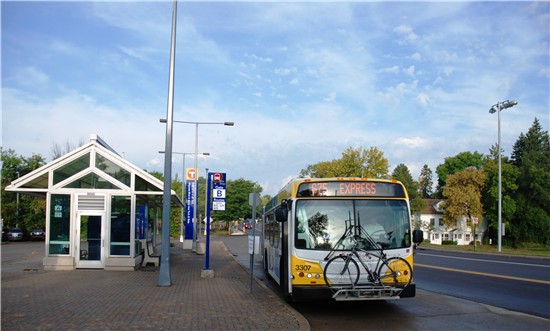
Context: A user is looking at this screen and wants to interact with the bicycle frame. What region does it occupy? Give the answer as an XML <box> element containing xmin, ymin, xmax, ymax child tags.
<box><xmin>324</xmin><ymin>220</ymin><xmax>402</xmax><ymax>286</ymax></box>
<box><xmin>324</xmin><ymin>219</ymin><xmax>386</xmax><ymax>261</ymax></box>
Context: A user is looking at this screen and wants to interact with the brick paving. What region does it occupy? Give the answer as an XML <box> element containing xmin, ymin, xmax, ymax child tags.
<box><xmin>1</xmin><ymin>240</ymin><xmax>309</xmax><ymax>331</ymax></box>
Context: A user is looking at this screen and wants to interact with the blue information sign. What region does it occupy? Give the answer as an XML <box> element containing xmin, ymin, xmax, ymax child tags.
<box><xmin>185</xmin><ymin>181</ymin><xmax>194</xmax><ymax>240</ymax></box>
<box><xmin>211</xmin><ymin>172</ymin><xmax>226</xmax><ymax>211</ymax></box>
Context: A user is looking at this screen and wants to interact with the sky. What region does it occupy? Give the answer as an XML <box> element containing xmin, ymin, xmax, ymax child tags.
<box><xmin>2</xmin><ymin>1</ymin><xmax>549</xmax><ymax>196</ymax></box>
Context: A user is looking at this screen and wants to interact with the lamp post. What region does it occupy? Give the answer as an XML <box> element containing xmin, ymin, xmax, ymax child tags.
<box><xmin>489</xmin><ymin>99</ymin><xmax>518</xmax><ymax>253</ymax></box>
<box><xmin>158</xmin><ymin>0</ymin><xmax>177</xmax><ymax>287</ymax></box>
<box><xmin>160</xmin><ymin>119</ymin><xmax>234</xmax><ymax>252</ymax></box>
<box><xmin>159</xmin><ymin>151</ymin><xmax>209</xmax><ymax>247</ymax></box>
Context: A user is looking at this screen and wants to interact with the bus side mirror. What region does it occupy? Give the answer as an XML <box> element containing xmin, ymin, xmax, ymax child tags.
<box><xmin>275</xmin><ymin>199</ymin><xmax>290</xmax><ymax>223</ymax></box>
<box><xmin>275</xmin><ymin>206</ymin><xmax>288</xmax><ymax>223</ymax></box>
<box><xmin>412</xmin><ymin>229</ymin><xmax>424</xmax><ymax>244</ymax></box>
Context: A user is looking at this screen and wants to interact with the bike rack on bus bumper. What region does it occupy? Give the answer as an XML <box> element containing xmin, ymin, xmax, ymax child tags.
<box><xmin>330</xmin><ymin>285</ymin><xmax>403</xmax><ymax>301</ymax></box>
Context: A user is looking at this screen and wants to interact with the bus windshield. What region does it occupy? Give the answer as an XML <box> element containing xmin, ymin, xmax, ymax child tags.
<box><xmin>295</xmin><ymin>199</ymin><xmax>411</xmax><ymax>250</ymax></box>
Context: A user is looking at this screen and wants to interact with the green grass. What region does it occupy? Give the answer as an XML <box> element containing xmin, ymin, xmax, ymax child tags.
<box><xmin>419</xmin><ymin>242</ymin><xmax>550</xmax><ymax>257</ymax></box>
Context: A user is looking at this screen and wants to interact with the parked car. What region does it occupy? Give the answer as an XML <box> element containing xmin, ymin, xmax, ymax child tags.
<box><xmin>30</xmin><ymin>228</ymin><xmax>45</xmax><ymax>241</ymax></box>
<box><xmin>2</xmin><ymin>228</ymin><xmax>8</xmax><ymax>242</ymax></box>
<box><xmin>243</xmin><ymin>219</ymin><xmax>252</xmax><ymax>229</ymax></box>
<box><xmin>7</xmin><ymin>228</ymin><xmax>27</xmax><ymax>241</ymax></box>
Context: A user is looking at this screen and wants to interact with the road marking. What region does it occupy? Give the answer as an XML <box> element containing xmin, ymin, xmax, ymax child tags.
<box><xmin>415</xmin><ymin>263</ymin><xmax>550</xmax><ymax>285</ymax></box>
<box><xmin>417</xmin><ymin>252</ymin><xmax>550</xmax><ymax>268</ymax></box>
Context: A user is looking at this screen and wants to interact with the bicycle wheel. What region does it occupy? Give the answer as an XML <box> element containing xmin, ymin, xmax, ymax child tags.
<box><xmin>376</xmin><ymin>257</ymin><xmax>413</xmax><ymax>287</ymax></box>
<box><xmin>323</xmin><ymin>255</ymin><xmax>360</xmax><ymax>288</ymax></box>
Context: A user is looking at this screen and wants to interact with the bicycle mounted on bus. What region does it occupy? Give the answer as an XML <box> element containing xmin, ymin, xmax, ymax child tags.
<box><xmin>322</xmin><ymin>217</ymin><xmax>414</xmax><ymax>300</ymax></box>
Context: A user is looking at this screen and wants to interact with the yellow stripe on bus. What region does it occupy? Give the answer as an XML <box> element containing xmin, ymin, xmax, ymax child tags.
<box><xmin>415</xmin><ymin>263</ymin><xmax>550</xmax><ymax>285</ymax></box>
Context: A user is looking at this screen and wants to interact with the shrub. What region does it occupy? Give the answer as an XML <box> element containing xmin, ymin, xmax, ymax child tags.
<box><xmin>442</xmin><ymin>240</ymin><xmax>458</xmax><ymax>245</ymax></box>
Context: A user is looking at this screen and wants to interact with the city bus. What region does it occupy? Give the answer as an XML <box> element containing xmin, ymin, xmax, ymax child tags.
<box><xmin>262</xmin><ymin>177</ymin><xmax>423</xmax><ymax>302</ymax></box>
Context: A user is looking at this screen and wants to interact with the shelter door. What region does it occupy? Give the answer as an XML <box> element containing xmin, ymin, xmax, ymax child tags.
<box><xmin>77</xmin><ymin>213</ymin><xmax>105</xmax><ymax>268</ymax></box>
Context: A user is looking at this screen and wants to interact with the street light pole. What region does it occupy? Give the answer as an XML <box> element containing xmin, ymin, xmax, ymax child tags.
<box><xmin>158</xmin><ymin>0</ymin><xmax>178</xmax><ymax>287</ymax></box>
<box><xmin>489</xmin><ymin>99</ymin><xmax>517</xmax><ymax>253</ymax></box>
<box><xmin>193</xmin><ymin>123</ymin><xmax>199</xmax><ymax>251</ymax></box>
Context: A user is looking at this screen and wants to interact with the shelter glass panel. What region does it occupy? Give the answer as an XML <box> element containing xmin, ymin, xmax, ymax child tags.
<box><xmin>53</xmin><ymin>153</ymin><xmax>90</xmax><ymax>185</ymax></box>
<box><xmin>22</xmin><ymin>172</ymin><xmax>49</xmax><ymax>189</ymax></box>
<box><xmin>110</xmin><ymin>195</ymin><xmax>131</xmax><ymax>256</ymax></box>
<box><xmin>64</xmin><ymin>173</ymin><xmax>120</xmax><ymax>189</ymax></box>
<box><xmin>95</xmin><ymin>153</ymin><xmax>131</xmax><ymax>187</ymax></box>
<box><xmin>135</xmin><ymin>175</ymin><xmax>161</xmax><ymax>192</ymax></box>
<box><xmin>49</xmin><ymin>194</ymin><xmax>71</xmax><ymax>255</ymax></box>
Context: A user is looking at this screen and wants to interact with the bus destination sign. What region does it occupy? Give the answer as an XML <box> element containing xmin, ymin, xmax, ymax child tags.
<box><xmin>297</xmin><ymin>181</ymin><xmax>406</xmax><ymax>198</ymax></box>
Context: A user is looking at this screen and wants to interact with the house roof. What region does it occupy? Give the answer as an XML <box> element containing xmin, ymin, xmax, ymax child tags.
<box><xmin>5</xmin><ymin>134</ymin><xmax>183</xmax><ymax>207</ymax></box>
<box><xmin>420</xmin><ymin>199</ymin><xmax>444</xmax><ymax>215</ymax></box>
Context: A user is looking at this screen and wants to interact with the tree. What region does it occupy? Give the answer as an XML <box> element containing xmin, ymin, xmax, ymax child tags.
<box><xmin>435</xmin><ymin>151</ymin><xmax>485</xmax><ymax>197</ymax></box>
<box><xmin>300</xmin><ymin>146</ymin><xmax>389</xmax><ymax>178</ymax></box>
<box><xmin>216</xmin><ymin>178</ymin><xmax>262</xmax><ymax>225</ymax></box>
<box><xmin>391</xmin><ymin>164</ymin><xmax>425</xmax><ymax>214</ymax></box>
<box><xmin>1</xmin><ymin>149</ymin><xmax>47</xmax><ymax>230</ymax></box>
<box><xmin>509</xmin><ymin>118</ymin><xmax>550</xmax><ymax>246</ymax></box>
<box><xmin>418</xmin><ymin>164</ymin><xmax>434</xmax><ymax>198</ymax></box>
<box><xmin>50</xmin><ymin>138</ymin><xmax>86</xmax><ymax>160</ymax></box>
<box><xmin>442</xmin><ymin>168</ymin><xmax>485</xmax><ymax>237</ymax></box>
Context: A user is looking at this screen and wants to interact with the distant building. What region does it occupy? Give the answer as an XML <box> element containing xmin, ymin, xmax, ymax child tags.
<box><xmin>6</xmin><ymin>134</ymin><xmax>183</xmax><ymax>270</ymax></box>
<box><xmin>414</xmin><ymin>199</ymin><xmax>486</xmax><ymax>245</ymax></box>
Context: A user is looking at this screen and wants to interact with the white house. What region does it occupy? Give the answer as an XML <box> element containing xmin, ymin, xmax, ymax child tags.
<box><xmin>414</xmin><ymin>199</ymin><xmax>486</xmax><ymax>245</ymax></box>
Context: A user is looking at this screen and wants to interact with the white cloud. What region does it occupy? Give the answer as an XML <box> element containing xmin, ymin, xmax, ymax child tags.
<box><xmin>12</xmin><ymin>67</ymin><xmax>49</xmax><ymax>87</ymax></box>
<box><xmin>274</xmin><ymin>67</ymin><xmax>297</xmax><ymax>76</ymax></box>
<box><xmin>394</xmin><ymin>136</ymin><xmax>429</xmax><ymax>149</ymax></box>
<box><xmin>50</xmin><ymin>39</ymin><xmax>86</xmax><ymax>57</ymax></box>
<box><xmin>380</xmin><ymin>65</ymin><xmax>400</xmax><ymax>74</ymax></box>
<box><xmin>410</xmin><ymin>53</ymin><xmax>422</xmax><ymax>61</ymax></box>
<box><xmin>404</xmin><ymin>65</ymin><xmax>415</xmax><ymax>76</ymax></box>
<box><xmin>393</xmin><ymin>24</ymin><xmax>418</xmax><ymax>42</ymax></box>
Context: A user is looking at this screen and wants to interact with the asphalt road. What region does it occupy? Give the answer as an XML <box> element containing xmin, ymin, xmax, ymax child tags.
<box><xmin>415</xmin><ymin>248</ymin><xmax>550</xmax><ymax>319</ymax></box>
<box><xmin>220</xmin><ymin>233</ymin><xmax>550</xmax><ymax>330</ymax></box>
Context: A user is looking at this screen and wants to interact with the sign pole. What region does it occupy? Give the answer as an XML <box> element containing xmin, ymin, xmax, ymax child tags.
<box><xmin>201</xmin><ymin>172</ymin><xmax>225</xmax><ymax>278</ymax></box>
<box><xmin>205</xmin><ymin>172</ymin><xmax>212</xmax><ymax>270</ymax></box>
<box><xmin>249</xmin><ymin>192</ymin><xmax>259</xmax><ymax>293</ymax></box>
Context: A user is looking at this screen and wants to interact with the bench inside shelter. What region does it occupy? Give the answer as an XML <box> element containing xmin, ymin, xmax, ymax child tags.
<box><xmin>142</xmin><ymin>240</ymin><xmax>160</xmax><ymax>267</ymax></box>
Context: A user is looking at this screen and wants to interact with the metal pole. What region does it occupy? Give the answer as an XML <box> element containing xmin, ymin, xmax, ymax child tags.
<box><xmin>192</xmin><ymin>123</ymin><xmax>199</xmax><ymax>252</ymax></box>
<box><xmin>497</xmin><ymin>102</ymin><xmax>502</xmax><ymax>253</ymax></box>
<box><xmin>249</xmin><ymin>193</ymin><xmax>259</xmax><ymax>294</ymax></box>
<box><xmin>204</xmin><ymin>168</ymin><xmax>209</xmax><ymax>236</ymax></box>
<box><xmin>158</xmin><ymin>0</ymin><xmax>177</xmax><ymax>287</ymax></box>
<box><xmin>490</xmin><ymin>99</ymin><xmax>517</xmax><ymax>253</ymax></box>
<box><xmin>205</xmin><ymin>171</ymin><xmax>212</xmax><ymax>270</ymax></box>
<box><xmin>16</xmin><ymin>172</ymin><xmax>20</xmax><ymax>228</ymax></box>
<box><xmin>180</xmin><ymin>154</ymin><xmax>185</xmax><ymax>243</ymax></box>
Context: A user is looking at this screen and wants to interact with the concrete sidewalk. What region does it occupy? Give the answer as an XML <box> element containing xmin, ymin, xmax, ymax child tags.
<box><xmin>1</xmin><ymin>240</ymin><xmax>309</xmax><ymax>330</ymax></box>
